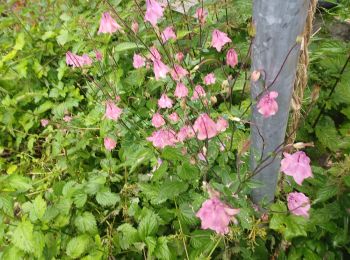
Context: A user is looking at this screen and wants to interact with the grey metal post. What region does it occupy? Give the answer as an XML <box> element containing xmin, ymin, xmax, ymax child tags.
<box><xmin>250</xmin><ymin>0</ymin><xmax>310</xmax><ymax>205</ymax></box>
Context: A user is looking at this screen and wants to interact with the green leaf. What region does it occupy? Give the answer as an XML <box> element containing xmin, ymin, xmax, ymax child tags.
<box><xmin>154</xmin><ymin>237</ymin><xmax>171</xmax><ymax>260</ymax></box>
<box><xmin>315</xmin><ymin>117</ymin><xmax>340</xmax><ymax>151</ymax></box>
<box><xmin>56</xmin><ymin>29</ymin><xmax>71</xmax><ymax>46</ymax></box>
<box><xmin>12</xmin><ymin>220</ymin><xmax>34</xmax><ymax>253</ymax></box>
<box><xmin>73</xmin><ymin>193</ymin><xmax>87</xmax><ymax>208</ymax></box>
<box><xmin>8</xmin><ymin>175</ymin><xmax>32</xmax><ymax>192</ymax></box>
<box><xmin>74</xmin><ymin>212</ymin><xmax>97</xmax><ymax>234</ymax></box>
<box><xmin>158</xmin><ymin>180</ymin><xmax>188</xmax><ymax>201</ymax></box>
<box><xmin>161</xmin><ymin>147</ymin><xmax>185</xmax><ymax>161</ymax></box>
<box><xmin>96</xmin><ymin>188</ymin><xmax>120</xmax><ymax>207</ymax></box>
<box><xmin>152</xmin><ymin>161</ymin><xmax>168</xmax><ymax>182</ymax></box>
<box><xmin>66</xmin><ymin>235</ymin><xmax>91</xmax><ymax>259</ymax></box>
<box><xmin>145</xmin><ymin>236</ymin><xmax>157</xmax><ymax>258</ymax></box>
<box><xmin>315</xmin><ymin>185</ymin><xmax>338</xmax><ymax>203</ymax></box>
<box><xmin>114</xmin><ymin>42</ymin><xmax>145</xmax><ymax>52</ymax></box>
<box><xmin>117</xmin><ymin>223</ymin><xmax>139</xmax><ymax>250</ymax></box>
<box><xmin>138</xmin><ymin>211</ymin><xmax>159</xmax><ymax>240</ymax></box>
<box><xmin>178</xmin><ymin>162</ymin><xmax>200</xmax><ymax>182</ymax></box>
<box><xmin>31</xmin><ymin>195</ymin><xmax>47</xmax><ymax>221</ymax></box>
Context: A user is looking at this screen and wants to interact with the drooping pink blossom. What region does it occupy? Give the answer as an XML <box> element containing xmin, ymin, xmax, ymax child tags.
<box><xmin>196</xmin><ymin>8</ymin><xmax>208</xmax><ymax>25</ymax></box>
<box><xmin>170</xmin><ymin>64</ymin><xmax>188</xmax><ymax>81</ymax></box>
<box><xmin>133</xmin><ymin>54</ymin><xmax>146</xmax><ymax>68</ymax></box>
<box><xmin>216</xmin><ymin>117</ymin><xmax>229</xmax><ymax>132</ymax></box>
<box><xmin>226</xmin><ymin>48</ymin><xmax>238</xmax><ymax>68</ymax></box>
<box><xmin>98</xmin><ymin>12</ymin><xmax>121</xmax><ymax>34</ymax></box>
<box><xmin>198</xmin><ymin>147</ymin><xmax>207</xmax><ymax>161</ymax></box>
<box><xmin>191</xmin><ymin>85</ymin><xmax>206</xmax><ymax>100</ymax></box>
<box><xmin>287</xmin><ymin>192</ymin><xmax>311</xmax><ymax>218</ymax></box>
<box><xmin>144</xmin><ymin>0</ymin><xmax>164</xmax><ymax>26</ymax></box>
<box><xmin>63</xmin><ymin>115</ymin><xmax>72</xmax><ymax>122</ymax></box>
<box><xmin>149</xmin><ymin>46</ymin><xmax>162</xmax><ymax>62</ymax></box>
<box><xmin>41</xmin><ymin>119</ymin><xmax>49</xmax><ymax>127</ymax></box>
<box><xmin>176</xmin><ymin>52</ymin><xmax>184</xmax><ymax>63</ymax></box>
<box><xmin>131</xmin><ymin>21</ymin><xmax>139</xmax><ymax>33</ymax></box>
<box><xmin>193</xmin><ymin>113</ymin><xmax>218</xmax><ymax>140</ymax></box>
<box><xmin>105</xmin><ymin>101</ymin><xmax>123</xmax><ymax>121</ymax></box>
<box><xmin>158</xmin><ymin>94</ymin><xmax>173</xmax><ymax>108</ymax></box>
<box><xmin>161</xmin><ymin>26</ymin><xmax>176</xmax><ymax>43</ymax></box>
<box><xmin>196</xmin><ymin>198</ymin><xmax>240</xmax><ymax>234</ymax></box>
<box><xmin>211</xmin><ymin>29</ymin><xmax>232</xmax><ymax>52</ymax></box>
<box><xmin>257</xmin><ymin>91</ymin><xmax>279</xmax><ymax>118</ymax></box>
<box><xmin>153</xmin><ymin>59</ymin><xmax>169</xmax><ymax>80</ymax></box>
<box><xmin>281</xmin><ymin>151</ymin><xmax>313</xmax><ymax>185</ymax></box>
<box><xmin>66</xmin><ymin>52</ymin><xmax>92</xmax><ymax>68</ymax></box>
<box><xmin>147</xmin><ymin>129</ymin><xmax>177</xmax><ymax>148</ymax></box>
<box><xmin>104</xmin><ymin>137</ymin><xmax>117</xmax><ymax>151</ymax></box>
<box><xmin>168</xmin><ymin>112</ymin><xmax>179</xmax><ymax>123</ymax></box>
<box><xmin>174</xmin><ymin>82</ymin><xmax>189</xmax><ymax>98</ymax></box>
<box><xmin>177</xmin><ymin>125</ymin><xmax>195</xmax><ymax>142</ymax></box>
<box><xmin>204</xmin><ymin>73</ymin><xmax>216</xmax><ymax>85</ymax></box>
<box><xmin>151</xmin><ymin>112</ymin><xmax>166</xmax><ymax>128</ymax></box>
<box><xmin>95</xmin><ymin>50</ymin><xmax>103</xmax><ymax>61</ymax></box>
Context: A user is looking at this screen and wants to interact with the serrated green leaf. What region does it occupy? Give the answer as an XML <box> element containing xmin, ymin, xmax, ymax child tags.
<box><xmin>117</xmin><ymin>223</ymin><xmax>139</xmax><ymax>250</ymax></box>
<box><xmin>74</xmin><ymin>212</ymin><xmax>97</xmax><ymax>234</ymax></box>
<box><xmin>138</xmin><ymin>211</ymin><xmax>159</xmax><ymax>240</ymax></box>
<box><xmin>31</xmin><ymin>195</ymin><xmax>47</xmax><ymax>221</ymax></box>
<box><xmin>96</xmin><ymin>188</ymin><xmax>119</xmax><ymax>207</ymax></box>
<box><xmin>12</xmin><ymin>220</ymin><xmax>34</xmax><ymax>253</ymax></box>
<box><xmin>154</xmin><ymin>237</ymin><xmax>171</xmax><ymax>260</ymax></box>
<box><xmin>315</xmin><ymin>185</ymin><xmax>338</xmax><ymax>203</ymax></box>
<box><xmin>66</xmin><ymin>235</ymin><xmax>91</xmax><ymax>259</ymax></box>
<box><xmin>158</xmin><ymin>180</ymin><xmax>188</xmax><ymax>201</ymax></box>
<box><xmin>145</xmin><ymin>236</ymin><xmax>157</xmax><ymax>258</ymax></box>
<box><xmin>73</xmin><ymin>193</ymin><xmax>87</xmax><ymax>208</ymax></box>
<box><xmin>152</xmin><ymin>161</ymin><xmax>168</xmax><ymax>182</ymax></box>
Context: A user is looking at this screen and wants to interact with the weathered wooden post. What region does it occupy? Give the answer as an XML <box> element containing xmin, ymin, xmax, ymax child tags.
<box><xmin>250</xmin><ymin>0</ymin><xmax>310</xmax><ymax>205</ymax></box>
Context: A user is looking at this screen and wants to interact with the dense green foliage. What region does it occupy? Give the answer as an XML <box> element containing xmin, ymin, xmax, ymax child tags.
<box><xmin>0</xmin><ymin>0</ymin><xmax>349</xmax><ymax>259</ymax></box>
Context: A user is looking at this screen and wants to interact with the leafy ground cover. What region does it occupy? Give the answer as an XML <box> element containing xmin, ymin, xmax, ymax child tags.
<box><xmin>0</xmin><ymin>0</ymin><xmax>349</xmax><ymax>259</ymax></box>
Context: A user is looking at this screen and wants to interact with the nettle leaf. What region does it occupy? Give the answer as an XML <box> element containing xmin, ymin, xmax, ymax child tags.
<box><xmin>85</xmin><ymin>175</ymin><xmax>106</xmax><ymax>195</ymax></box>
<box><xmin>73</xmin><ymin>192</ymin><xmax>87</xmax><ymax>208</ymax></box>
<box><xmin>31</xmin><ymin>195</ymin><xmax>47</xmax><ymax>221</ymax></box>
<box><xmin>66</xmin><ymin>235</ymin><xmax>91</xmax><ymax>259</ymax></box>
<box><xmin>158</xmin><ymin>180</ymin><xmax>189</xmax><ymax>202</ymax></box>
<box><xmin>145</xmin><ymin>236</ymin><xmax>157</xmax><ymax>258</ymax></box>
<box><xmin>138</xmin><ymin>211</ymin><xmax>159</xmax><ymax>240</ymax></box>
<box><xmin>190</xmin><ymin>230</ymin><xmax>213</xmax><ymax>249</ymax></box>
<box><xmin>0</xmin><ymin>195</ymin><xmax>14</xmax><ymax>217</ymax></box>
<box><xmin>314</xmin><ymin>184</ymin><xmax>338</xmax><ymax>203</ymax></box>
<box><xmin>117</xmin><ymin>223</ymin><xmax>139</xmax><ymax>250</ymax></box>
<box><xmin>12</xmin><ymin>220</ymin><xmax>34</xmax><ymax>253</ymax></box>
<box><xmin>179</xmin><ymin>203</ymin><xmax>198</xmax><ymax>226</ymax></box>
<box><xmin>96</xmin><ymin>188</ymin><xmax>120</xmax><ymax>207</ymax></box>
<box><xmin>138</xmin><ymin>183</ymin><xmax>166</xmax><ymax>205</ymax></box>
<box><xmin>177</xmin><ymin>161</ymin><xmax>200</xmax><ymax>183</ymax></box>
<box><xmin>269</xmin><ymin>201</ymin><xmax>307</xmax><ymax>240</ymax></box>
<box><xmin>8</xmin><ymin>174</ymin><xmax>32</xmax><ymax>193</ymax></box>
<box><xmin>152</xmin><ymin>161</ymin><xmax>168</xmax><ymax>182</ymax></box>
<box><xmin>74</xmin><ymin>212</ymin><xmax>97</xmax><ymax>234</ymax></box>
<box><xmin>154</xmin><ymin>237</ymin><xmax>171</xmax><ymax>260</ymax></box>
<box><xmin>161</xmin><ymin>147</ymin><xmax>185</xmax><ymax>161</ymax></box>
<box><xmin>315</xmin><ymin>116</ymin><xmax>341</xmax><ymax>152</ymax></box>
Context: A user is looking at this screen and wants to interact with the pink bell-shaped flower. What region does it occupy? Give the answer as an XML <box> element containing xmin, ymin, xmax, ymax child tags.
<box><xmin>133</xmin><ymin>54</ymin><xmax>146</xmax><ymax>68</ymax></box>
<box><xmin>226</xmin><ymin>48</ymin><xmax>238</xmax><ymax>68</ymax></box>
<box><xmin>287</xmin><ymin>192</ymin><xmax>311</xmax><ymax>218</ymax></box>
<box><xmin>257</xmin><ymin>91</ymin><xmax>279</xmax><ymax>118</ymax></box>
<box><xmin>105</xmin><ymin>101</ymin><xmax>123</xmax><ymax>121</ymax></box>
<box><xmin>144</xmin><ymin>0</ymin><xmax>164</xmax><ymax>26</ymax></box>
<box><xmin>147</xmin><ymin>129</ymin><xmax>177</xmax><ymax>148</ymax></box>
<box><xmin>191</xmin><ymin>85</ymin><xmax>206</xmax><ymax>100</ymax></box>
<box><xmin>158</xmin><ymin>94</ymin><xmax>173</xmax><ymax>109</ymax></box>
<box><xmin>204</xmin><ymin>73</ymin><xmax>216</xmax><ymax>85</ymax></box>
<box><xmin>151</xmin><ymin>112</ymin><xmax>166</xmax><ymax>128</ymax></box>
<box><xmin>193</xmin><ymin>113</ymin><xmax>218</xmax><ymax>140</ymax></box>
<box><xmin>211</xmin><ymin>29</ymin><xmax>232</xmax><ymax>52</ymax></box>
<box><xmin>281</xmin><ymin>151</ymin><xmax>313</xmax><ymax>185</ymax></box>
<box><xmin>98</xmin><ymin>12</ymin><xmax>121</xmax><ymax>34</ymax></box>
<box><xmin>104</xmin><ymin>137</ymin><xmax>117</xmax><ymax>151</ymax></box>
<box><xmin>161</xmin><ymin>26</ymin><xmax>176</xmax><ymax>43</ymax></box>
<box><xmin>174</xmin><ymin>82</ymin><xmax>189</xmax><ymax>98</ymax></box>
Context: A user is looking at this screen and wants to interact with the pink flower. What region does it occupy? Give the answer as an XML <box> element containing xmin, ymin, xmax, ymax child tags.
<box><xmin>95</xmin><ymin>50</ymin><xmax>103</xmax><ymax>61</ymax></box>
<box><xmin>104</xmin><ymin>137</ymin><xmax>117</xmax><ymax>151</ymax></box>
<box><xmin>177</xmin><ymin>125</ymin><xmax>195</xmax><ymax>142</ymax></box>
<box><xmin>257</xmin><ymin>91</ymin><xmax>279</xmax><ymax>118</ymax></box>
<box><xmin>161</xmin><ymin>26</ymin><xmax>176</xmax><ymax>43</ymax></box>
<box><xmin>168</xmin><ymin>112</ymin><xmax>179</xmax><ymax>123</ymax></box>
<box><xmin>144</xmin><ymin>0</ymin><xmax>164</xmax><ymax>26</ymax></box>
<box><xmin>216</xmin><ymin>117</ymin><xmax>229</xmax><ymax>132</ymax></box>
<box><xmin>170</xmin><ymin>64</ymin><xmax>188</xmax><ymax>81</ymax></box>
<box><xmin>149</xmin><ymin>47</ymin><xmax>162</xmax><ymax>62</ymax></box>
<box><xmin>151</xmin><ymin>112</ymin><xmax>165</xmax><ymax>128</ymax></box>
<box><xmin>220</xmin><ymin>143</ymin><xmax>226</xmax><ymax>152</ymax></box>
<box><xmin>158</xmin><ymin>94</ymin><xmax>173</xmax><ymax>108</ymax></box>
<box><xmin>196</xmin><ymin>8</ymin><xmax>208</xmax><ymax>25</ymax></box>
<box><xmin>131</xmin><ymin>21</ymin><xmax>139</xmax><ymax>33</ymax></box>
<box><xmin>63</xmin><ymin>115</ymin><xmax>72</xmax><ymax>122</ymax></box>
<box><xmin>98</xmin><ymin>12</ymin><xmax>121</xmax><ymax>34</ymax></box>
<box><xmin>211</xmin><ymin>29</ymin><xmax>232</xmax><ymax>52</ymax></box>
<box><xmin>176</xmin><ymin>52</ymin><xmax>184</xmax><ymax>63</ymax></box>
<box><xmin>281</xmin><ymin>151</ymin><xmax>313</xmax><ymax>185</ymax></box>
<box><xmin>287</xmin><ymin>192</ymin><xmax>311</xmax><ymax>218</ymax></box>
<box><xmin>153</xmin><ymin>59</ymin><xmax>169</xmax><ymax>80</ymax></box>
<box><xmin>133</xmin><ymin>54</ymin><xmax>146</xmax><ymax>68</ymax></box>
<box><xmin>196</xmin><ymin>198</ymin><xmax>240</xmax><ymax>234</ymax></box>
<box><xmin>174</xmin><ymin>82</ymin><xmax>189</xmax><ymax>98</ymax></box>
<box><xmin>204</xmin><ymin>73</ymin><xmax>216</xmax><ymax>85</ymax></box>
<box><xmin>66</xmin><ymin>52</ymin><xmax>92</xmax><ymax>68</ymax></box>
<box><xmin>41</xmin><ymin>119</ymin><xmax>49</xmax><ymax>127</ymax></box>
<box><xmin>226</xmin><ymin>48</ymin><xmax>238</xmax><ymax>68</ymax></box>
<box><xmin>105</xmin><ymin>101</ymin><xmax>123</xmax><ymax>121</ymax></box>
<box><xmin>147</xmin><ymin>129</ymin><xmax>177</xmax><ymax>148</ymax></box>
<box><xmin>198</xmin><ymin>147</ymin><xmax>207</xmax><ymax>161</ymax></box>
<box><xmin>193</xmin><ymin>113</ymin><xmax>218</xmax><ymax>140</ymax></box>
<box><xmin>191</xmin><ymin>85</ymin><xmax>206</xmax><ymax>100</ymax></box>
